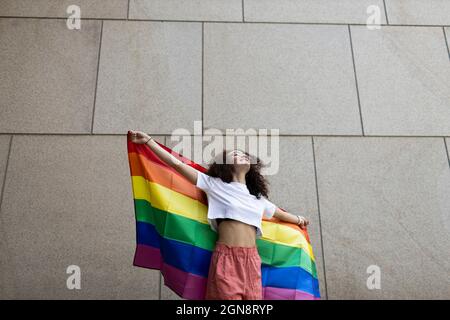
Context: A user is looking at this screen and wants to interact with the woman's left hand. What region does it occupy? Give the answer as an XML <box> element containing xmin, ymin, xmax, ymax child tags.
<box><xmin>297</xmin><ymin>216</ymin><xmax>309</xmax><ymax>229</ymax></box>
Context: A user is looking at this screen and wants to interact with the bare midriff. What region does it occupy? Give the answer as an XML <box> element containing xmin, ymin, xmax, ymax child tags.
<box><xmin>216</xmin><ymin>218</ymin><xmax>257</xmax><ymax>247</ymax></box>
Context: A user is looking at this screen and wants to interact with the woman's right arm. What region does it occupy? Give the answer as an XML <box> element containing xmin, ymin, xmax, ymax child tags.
<box><xmin>128</xmin><ymin>130</ymin><xmax>198</xmax><ymax>185</ymax></box>
<box><xmin>147</xmin><ymin>138</ymin><xmax>199</xmax><ymax>185</ymax></box>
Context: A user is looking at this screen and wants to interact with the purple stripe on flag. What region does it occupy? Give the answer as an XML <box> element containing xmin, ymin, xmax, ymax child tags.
<box><xmin>263</xmin><ymin>286</ymin><xmax>320</xmax><ymax>300</ymax></box>
<box><xmin>161</xmin><ymin>262</ymin><xmax>207</xmax><ymax>300</ymax></box>
<box><xmin>134</xmin><ymin>244</ymin><xmax>207</xmax><ymax>299</ymax></box>
<box><xmin>133</xmin><ymin>244</ymin><xmax>321</xmax><ymax>300</ymax></box>
<box><xmin>133</xmin><ymin>244</ymin><xmax>162</xmax><ymax>268</ymax></box>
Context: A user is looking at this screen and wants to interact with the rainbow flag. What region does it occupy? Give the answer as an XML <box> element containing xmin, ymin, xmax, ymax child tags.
<box><xmin>127</xmin><ymin>137</ymin><xmax>320</xmax><ymax>300</ymax></box>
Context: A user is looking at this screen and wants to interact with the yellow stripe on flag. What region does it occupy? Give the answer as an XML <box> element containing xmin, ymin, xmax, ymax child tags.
<box><xmin>131</xmin><ymin>175</ymin><xmax>314</xmax><ymax>260</ymax></box>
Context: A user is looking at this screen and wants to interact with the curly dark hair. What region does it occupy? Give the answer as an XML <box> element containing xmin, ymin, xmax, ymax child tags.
<box><xmin>206</xmin><ymin>149</ymin><xmax>270</xmax><ymax>199</ymax></box>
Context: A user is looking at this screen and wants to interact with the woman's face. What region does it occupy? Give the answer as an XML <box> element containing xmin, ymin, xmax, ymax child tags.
<box><xmin>226</xmin><ymin>149</ymin><xmax>251</xmax><ymax>171</ymax></box>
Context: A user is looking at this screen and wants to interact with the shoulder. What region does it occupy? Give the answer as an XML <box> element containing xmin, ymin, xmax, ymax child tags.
<box><xmin>260</xmin><ymin>195</ymin><xmax>276</xmax><ymax>207</ymax></box>
<box><xmin>199</xmin><ymin>171</ymin><xmax>221</xmax><ymax>183</ymax></box>
<box><xmin>196</xmin><ymin>170</ymin><xmax>223</xmax><ymax>191</ymax></box>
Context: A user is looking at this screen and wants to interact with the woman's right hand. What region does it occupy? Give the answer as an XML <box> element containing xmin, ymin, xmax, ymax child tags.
<box><xmin>128</xmin><ymin>130</ymin><xmax>151</xmax><ymax>144</ymax></box>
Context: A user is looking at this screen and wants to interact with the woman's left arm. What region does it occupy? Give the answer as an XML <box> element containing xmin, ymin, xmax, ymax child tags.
<box><xmin>273</xmin><ymin>207</ymin><xmax>309</xmax><ymax>229</ymax></box>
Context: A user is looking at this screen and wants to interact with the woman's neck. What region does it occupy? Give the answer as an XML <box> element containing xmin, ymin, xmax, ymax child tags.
<box><xmin>231</xmin><ymin>172</ymin><xmax>247</xmax><ymax>184</ymax></box>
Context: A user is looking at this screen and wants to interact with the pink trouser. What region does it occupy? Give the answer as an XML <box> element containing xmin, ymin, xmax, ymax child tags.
<box><xmin>205</xmin><ymin>242</ymin><xmax>263</xmax><ymax>300</ymax></box>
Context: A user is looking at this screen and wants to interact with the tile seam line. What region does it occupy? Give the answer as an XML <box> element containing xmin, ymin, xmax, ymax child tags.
<box><xmin>127</xmin><ymin>0</ymin><xmax>130</xmax><ymax>20</ymax></box>
<box><xmin>0</xmin><ymin>16</ymin><xmax>448</xmax><ymax>27</ymax></box>
<box><xmin>90</xmin><ymin>20</ymin><xmax>103</xmax><ymax>134</ymax></box>
<box><xmin>443</xmin><ymin>27</ymin><xmax>450</xmax><ymax>61</ymax></box>
<box><xmin>348</xmin><ymin>25</ymin><xmax>365</xmax><ymax>136</ymax></box>
<box><xmin>382</xmin><ymin>0</ymin><xmax>390</xmax><ymax>25</ymax></box>
<box><xmin>444</xmin><ymin>138</ymin><xmax>450</xmax><ymax>170</ymax></box>
<box><xmin>0</xmin><ymin>133</ymin><xmax>449</xmax><ymax>138</ymax></box>
<box><xmin>311</xmin><ymin>136</ymin><xmax>328</xmax><ymax>300</ymax></box>
<box><xmin>201</xmin><ymin>22</ymin><xmax>204</xmax><ymax>136</ymax></box>
<box><xmin>0</xmin><ymin>136</ymin><xmax>13</xmax><ymax>220</ymax></box>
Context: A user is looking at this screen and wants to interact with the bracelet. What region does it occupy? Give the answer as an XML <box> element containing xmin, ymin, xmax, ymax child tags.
<box><xmin>296</xmin><ymin>215</ymin><xmax>301</xmax><ymax>225</ymax></box>
<box><xmin>145</xmin><ymin>136</ymin><xmax>154</xmax><ymax>145</ymax></box>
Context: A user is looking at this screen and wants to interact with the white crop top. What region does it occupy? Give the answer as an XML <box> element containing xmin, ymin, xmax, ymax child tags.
<box><xmin>195</xmin><ymin>170</ymin><xmax>277</xmax><ymax>238</ymax></box>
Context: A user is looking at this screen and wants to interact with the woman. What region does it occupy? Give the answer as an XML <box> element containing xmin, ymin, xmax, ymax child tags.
<box><xmin>129</xmin><ymin>130</ymin><xmax>310</xmax><ymax>300</ymax></box>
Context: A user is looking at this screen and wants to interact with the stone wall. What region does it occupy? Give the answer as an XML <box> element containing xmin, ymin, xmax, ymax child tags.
<box><xmin>0</xmin><ymin>1</ymin><xmax>449</xmax><ymax>299</ymax></box>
